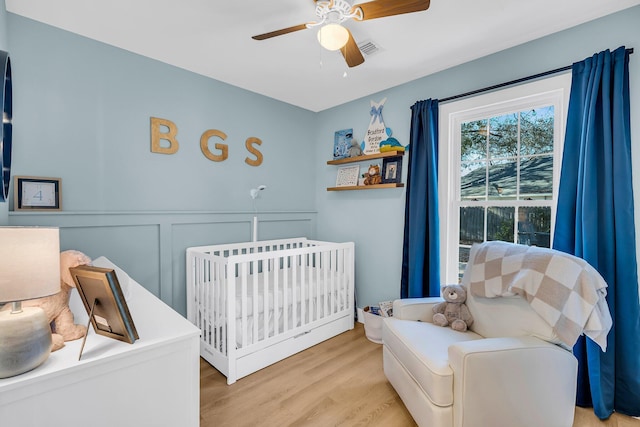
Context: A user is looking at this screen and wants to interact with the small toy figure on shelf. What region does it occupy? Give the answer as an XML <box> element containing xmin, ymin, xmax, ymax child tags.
<box><xmin>379</xmin><ymin>128</ymin><xmax>405</xmax><ymax>152</ymax></box>
<box><xmin>348</xmin><ymin>139</ymin><xmax>363</xmax><ymax>157</ymax></box>
<box><xmin>363</xmin><ymin>164</ymin><xmax>382</xmax><ymax>185</ymax></box>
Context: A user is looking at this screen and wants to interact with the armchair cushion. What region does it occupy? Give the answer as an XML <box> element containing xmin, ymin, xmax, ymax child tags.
<box><xmin>383</xmin><ymin>317</ymin><xmax>482</xmax><ymax>406</ymax></box>
<box><xmin>449</xmin><ymin>336</ymin><xmax>577</xmax><ymax>427</ymax></box>
<box><xmin>465</xmin><ymin>291</ymin><xmax>567</xmax><ymax>349</ymax></box>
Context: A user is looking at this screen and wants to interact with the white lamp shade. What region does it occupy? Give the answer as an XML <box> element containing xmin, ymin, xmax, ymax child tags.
<box><xmin>0</xmin><ymin>227</ymin><xmax>60</xmax><ymax>303</ymax></box>
<box><xmin>317</xmin><ymin>24</ymin><xmax>350</xmax><ymax>51</ymax></box>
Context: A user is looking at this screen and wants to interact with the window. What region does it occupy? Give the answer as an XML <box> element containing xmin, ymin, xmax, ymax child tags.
<box><xmin>439</xmin><ymin>74</ymin><xmax>572</xmax><ymax>283</ymax></box>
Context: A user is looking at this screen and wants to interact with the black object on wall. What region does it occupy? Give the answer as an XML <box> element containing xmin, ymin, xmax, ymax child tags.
<box><xmin>0</xmin><ymin>50</ymin><xmax>12</xmax><ymax>203</ymax></box>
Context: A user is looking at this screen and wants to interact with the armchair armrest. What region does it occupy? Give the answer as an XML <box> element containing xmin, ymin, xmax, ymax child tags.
<box><xmin>392</xmin><ymin>297</ymin><xmax>444</xmax><ymax>322</ymax></box>
<box><xmin>448</xmin><ymin>336</ymin><xmax>577</xmax><ymax>427</ymax></box>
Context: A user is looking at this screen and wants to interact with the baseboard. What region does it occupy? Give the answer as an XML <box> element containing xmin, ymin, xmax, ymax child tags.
<box><xmin>357</xmin><ymin>307</ymin><xmax>364</xmax><ymax>324</ymax></box>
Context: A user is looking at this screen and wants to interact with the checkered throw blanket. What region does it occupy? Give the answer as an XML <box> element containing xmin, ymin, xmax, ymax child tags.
<box><xmin>467</xmin><ymin>241</ymin><xmax>612</xmax><ymax>351</ymax></box>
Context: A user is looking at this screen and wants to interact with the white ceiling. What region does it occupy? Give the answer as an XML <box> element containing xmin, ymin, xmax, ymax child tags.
<box><xmin>6</xmin><ymin>0</ymin><xmax>640</xmax><ymax>112</ymax></box>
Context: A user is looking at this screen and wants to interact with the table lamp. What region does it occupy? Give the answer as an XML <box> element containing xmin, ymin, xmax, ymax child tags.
<box><xmin>0</xmin><ymin>227</ymin><xmax>60</xmax><ymax>378</ymax></box>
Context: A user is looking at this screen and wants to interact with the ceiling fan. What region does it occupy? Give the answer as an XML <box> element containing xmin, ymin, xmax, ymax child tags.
<box><xmin>251</xmin><ymin>0</ymin><xmax>431</xmax><ymax>68</ymax></box>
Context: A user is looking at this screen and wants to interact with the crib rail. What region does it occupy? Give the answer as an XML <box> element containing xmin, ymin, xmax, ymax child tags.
<box><xmin>186</xmin><ymin>238</ymin><xmax>354</xmax><ymax>383</ymax></box>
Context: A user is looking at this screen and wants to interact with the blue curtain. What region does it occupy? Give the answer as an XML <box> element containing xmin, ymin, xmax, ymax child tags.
<box><xmin>553</xmin><ymin>46</ymin><xmax>640</xmax><ymax>419</ymax></box>
<box><xmin>401</xmin><ymin>99</ymin><xmax>440</xmax><ymax>298</ymax></box>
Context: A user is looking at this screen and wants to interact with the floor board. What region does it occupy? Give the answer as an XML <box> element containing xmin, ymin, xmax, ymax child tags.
<box><xmin>200</xmin><ymin>323</ymin><xmax>639</xmax><ymax>426</ymax></box>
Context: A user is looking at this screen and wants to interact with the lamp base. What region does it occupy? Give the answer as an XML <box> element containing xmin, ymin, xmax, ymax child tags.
<box><xmin>0</xmin><ymin>306</ymin><xmax>52</xmax><ymax>378</ymax></box>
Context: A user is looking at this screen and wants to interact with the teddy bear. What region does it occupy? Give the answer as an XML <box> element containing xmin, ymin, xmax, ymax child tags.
<box><xmin>22</xmin><ymin>250</ymin><xmax>92</xmax><ymax>351</ymax></box>
<box><xmin>432</xmin><ymin>284</ymin><xmax>474</xmax><ymax>332</ymax></box>
<box><xmin>363</xmin><ymin>164</ymin><xmax>382</xmax><ymax>185</ymax></box>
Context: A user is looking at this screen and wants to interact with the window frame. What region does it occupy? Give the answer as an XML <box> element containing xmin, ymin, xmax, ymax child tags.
<box><xmin>438</xmin><ymin>73</ymin><xmax>572</xmax><ymax>283</ymax></box>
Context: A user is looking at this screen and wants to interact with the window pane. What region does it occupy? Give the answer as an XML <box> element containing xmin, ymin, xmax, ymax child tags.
<box><xmin>519</xmin><ymin>156</ymin><xmax>553</xmax><ymax>199</ymax></box>
<box><xmin>460</xmin><ymin>161</ymin><xmax>486</xmax><ymax>200</ymax></box>
<box><xmin>520</xmin><ymin>106</ymin><xmax>554</xmax><ymax>155</ymax></box>
<box><xmin>461</xmin><ymin>119</ymin><xmax>487</xmax><ymax>162</ymax></box>
<box><xmin>488</xmin><ymin>159</ymin><xmax>517</xmax><ymax>200</ymax></box>
<box><xmin>487</xmin><ymin>206</ymin><xmax>514</xmax><ymax>242</ymax></box>
<box><xmin>517</xmin><ymin>206</ymin><xmax>551</xmax><ymax>247</ymax></box>
<box><xmin>460</xmin><ymin>207</ymin><xmax>484</xmax><ymax>245</ymax></box>
<box><xmin>489</xmin><ymin>114</ymin><xmax>518</xmax><ymax>159</ymax></box>
<box><xmin>458</xmin><ymin>246</ymin><xmax>470</xmax><ymax>282</ymax></box>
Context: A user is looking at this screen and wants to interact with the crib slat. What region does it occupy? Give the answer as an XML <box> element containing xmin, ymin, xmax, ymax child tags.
<box><xmin>214</xmin><ymin>259</ymin><xmax>221</xmax><ymax>354</ymax></box>
<box><xmin>283</xmin><ymin>254</ymin><xmax>289</xmax><ymax>332</ymax></box>
<box><xmin>271</xmin><ymin>252</ymin><xmax>278</xmax><ymax>337</ymax></box>
<box><xmin>292</xmin><ymin>255</ymin><xmax>298</xmax><ymax>330</ymax></box>
<box><xmin>308</xmin><ymin>252</ymin><xmax>312</xmax><ymax>323</ymax></box>
<box><xmin>212</xmin><ymin>259</ymin><xmax>216</xmax><ymax>351</ymax></box>
<box><xmin>214</xmin><ymin>258</ymin><xmax>221</xmax><ymax>352</ymax></box>
<box><xmin>312</xmin><ymin>252</ymin><xmax>316</xmax><ymax>321</ymax></box>
<box><xmin>332</xmin><ymin>248</ymin><xmax>337</xmax><ymax>314</ymax></box>
<box><xmin>201</xmin><ymin>257</ymin><xmax>208</xmax><ymax>343</ymax></box>
<box><xmin>322</xmin><ymin>250</ymin><xmax>328</xmax><ymax>317</ymax></box>
<box><xmin>263</xmin><ymin>258</ymin><xmax>269</xmax><ymax>339</ymax></box>
<box><xmin>315</xmin><ymin>252</ymin><xmax>326</xmax><ymax>320</ymax></box>
<box><xmin>202</xmin><ymin>257</ymin><xmax>209</xmax><ymax>346</ymax></box>
<box><xmin>241</xmin><ymin>262</ymin><xmax>248</xmax><ymax>348</ymax></box>
<box><xmin>300</xmin><ymin>254</ymin><xmax>306</xmax><ymax>326</ymax></box>
<box><xmin>252</xmin><ymin>259</ymin><xmax>259</xmax><ymax>344</ymax></box>
<box><xmin>340</xmin><ymin>248</ymin><xmax>344</xmax><ymax>313</ymax></box>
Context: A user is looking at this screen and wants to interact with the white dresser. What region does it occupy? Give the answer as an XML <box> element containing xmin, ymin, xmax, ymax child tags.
<box><xmin>0</xmin><ymin>262</ymin><xmax>201</xmax><ymax>427</ymax></box>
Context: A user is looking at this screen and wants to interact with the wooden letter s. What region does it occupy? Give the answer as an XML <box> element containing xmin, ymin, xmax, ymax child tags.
<box><xmin>245</xmin><ymin>137</ymin><xmax>263</xmax><ymax>167</ymax></box>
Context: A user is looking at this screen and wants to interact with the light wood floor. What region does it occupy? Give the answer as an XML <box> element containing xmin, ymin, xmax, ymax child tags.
<box><xmin>200</xmin><ymin>323</ymin><xmax>639</xmax><ymax>427</ymax></box>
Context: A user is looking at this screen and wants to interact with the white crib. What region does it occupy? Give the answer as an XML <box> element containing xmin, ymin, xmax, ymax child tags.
<box><xmin>186</xmin><ymin>237</ymin><xmax>355</xmax><ymax>384</ymax></box>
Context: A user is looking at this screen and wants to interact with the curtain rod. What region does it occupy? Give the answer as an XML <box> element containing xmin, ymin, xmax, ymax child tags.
<box><xmin>440</xmin><ymin>47</ymin><xmax>634</xmax><ymax>104</ymax></box>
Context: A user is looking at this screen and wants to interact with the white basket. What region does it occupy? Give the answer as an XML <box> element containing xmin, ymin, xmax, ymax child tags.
<box><xmin>363</xmin><ymin>306</ymin><xmax>383</xmax><ymax>344</ymax></box>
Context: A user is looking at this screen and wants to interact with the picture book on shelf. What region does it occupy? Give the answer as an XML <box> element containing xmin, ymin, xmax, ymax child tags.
<box><xmin>333</xmin><ymin>129</ymin><xmax>353</xmax><ymax>160</ymax></box>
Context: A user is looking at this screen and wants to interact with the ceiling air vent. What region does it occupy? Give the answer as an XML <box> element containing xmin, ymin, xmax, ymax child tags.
<box><xmin>357</xmin><ymin>39</ymin><xmax>381</xmax><ymax>57</ymax></box>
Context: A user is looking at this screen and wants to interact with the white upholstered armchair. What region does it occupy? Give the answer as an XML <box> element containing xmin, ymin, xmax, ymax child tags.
<box><xmin>383</xmin><ymin>241</ymin><xmax>611</xmax><ymax>427</ymax></box>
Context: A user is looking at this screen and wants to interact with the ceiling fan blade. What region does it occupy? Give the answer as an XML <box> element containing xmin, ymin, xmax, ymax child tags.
<box><xmin>354</xmin><ymin>0</ymin><xmax>430</xmax><ymax>21</ymax></box>
<box><xmin>252</xmin><ymin>24</ymin><xmax>310</xmax><ymax>41</ymax></box>
<box><xmin>340</xmin><ymin>30</ymin><xmax>365</xmax><ymax>68</ymax></box>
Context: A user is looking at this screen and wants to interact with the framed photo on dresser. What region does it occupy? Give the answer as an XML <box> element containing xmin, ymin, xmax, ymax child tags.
<box><xmin>69</xmin><ymin>265</ymin><xmax>138</xmax><ymax>345</ymax></box>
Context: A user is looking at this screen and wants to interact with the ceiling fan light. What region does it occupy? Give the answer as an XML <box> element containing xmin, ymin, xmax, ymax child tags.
<box><xmin>317</xmin><ymin>24</ymin><xmax>349</xmax><ymax>51</ymax></box>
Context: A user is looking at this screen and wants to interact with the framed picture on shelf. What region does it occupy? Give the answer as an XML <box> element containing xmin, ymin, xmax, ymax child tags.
<box><xmin>69</xmin><ymin>265</ymin><xmax>139</xmax><ymax>345</ymax></box>
<box><xmin>14</xmin><ymin>176</ymin><xmax>61</xmax><ymax>211</ymax></box>
<box><xmin>335</xmin><ymin>165</ymin><xmax>360</xmax><ymax>187</ymax></box>
<box><xmin>382</xmin><ymin>157</ymin><xmax>402</xmax><ymax>184</ymax></box>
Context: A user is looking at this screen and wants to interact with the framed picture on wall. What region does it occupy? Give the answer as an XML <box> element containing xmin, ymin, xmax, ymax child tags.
<box><xmin>382</xmin><ymin>157</ymin><xmax>402</xmax><ymax>184</ymax></box>
<box><xmin>14</xmin><ymin>176</ymin><xmax>61</xmax><ymax>211</ymax></box>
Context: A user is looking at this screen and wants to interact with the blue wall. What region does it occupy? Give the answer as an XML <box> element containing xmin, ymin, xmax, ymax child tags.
<box><xmin>5</xmin><ymin>7</ymin><xmax>640</xmax><ymax>315</ymax></box>
<box><xmin>6</xmin><ymin>14</ymin><xmax>318</xmax><ymax>315</ymax></box>
<box><xmin>0</xmin><ymin>0</ymin><xmax>6</xmax><ymax>49</ymax></box>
